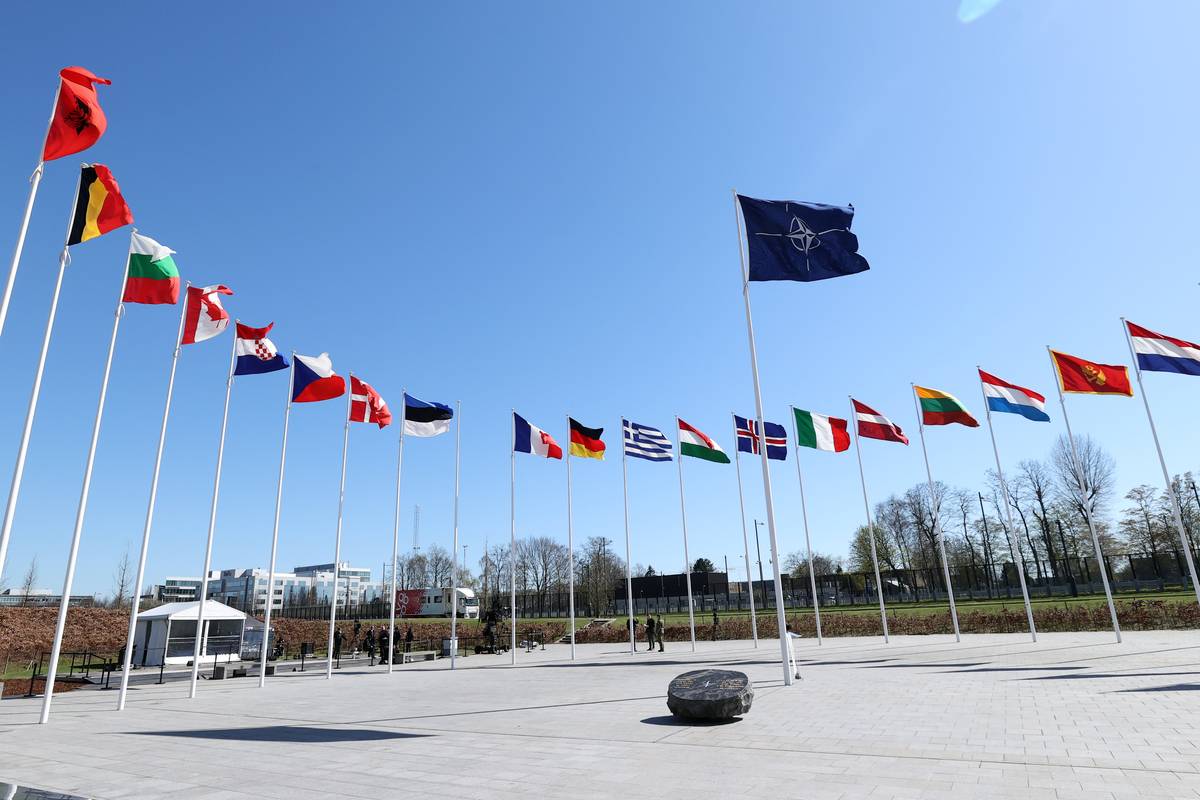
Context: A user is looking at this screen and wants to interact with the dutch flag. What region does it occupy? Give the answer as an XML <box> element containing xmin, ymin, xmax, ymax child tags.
<box><xmin>1127</xmin><ymin>320</ymin><xmax>1200</xmax><ymax>377</ymax></box>
<box><xmin>978</xmin><ymin>369</ymin><xmax>1049</xmax><ymax>423</ymax></box>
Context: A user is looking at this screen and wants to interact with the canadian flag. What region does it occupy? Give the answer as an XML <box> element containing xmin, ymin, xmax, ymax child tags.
<box><xmin>350</xmin><ymin>375</ymin><xmax>391</xmax><ymax>428</ymax></box>
<box><xmin>181</xmin><ymin>285</ymin><xmax>233</xmax><ymax>345</ymax></box>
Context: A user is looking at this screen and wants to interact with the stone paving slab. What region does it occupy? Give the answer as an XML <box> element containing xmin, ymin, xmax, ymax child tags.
<box><xmin>1</xmin><ymin>631</ymin><xmax>1198</xmax><ymax>799</ymax></box>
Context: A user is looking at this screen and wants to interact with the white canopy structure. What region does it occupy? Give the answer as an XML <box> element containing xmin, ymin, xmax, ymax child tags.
<box><xmin>133</xmin><ymin>600</ymin><xmax>248</xmax><ymax>667</ymax></box>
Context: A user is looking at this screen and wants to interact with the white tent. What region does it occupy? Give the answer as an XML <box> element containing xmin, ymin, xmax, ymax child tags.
<box><xmin>133</xmin><ymin>600</ymin><xmax>248</xmax><ymax>667</ymax></box>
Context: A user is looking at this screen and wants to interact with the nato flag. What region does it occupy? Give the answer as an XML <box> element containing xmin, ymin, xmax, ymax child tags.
<box><xmin>738</xmin><ymin>195</ymin><xmax>869</xmax><ymax>282</ymax></box>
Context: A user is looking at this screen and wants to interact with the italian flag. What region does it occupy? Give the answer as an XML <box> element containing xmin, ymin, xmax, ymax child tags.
<box><xmin>678</xmin><ymin>418</ymin><xmax>730</xmax><ymax>463</ymax></box>
<box><xmin>123</xmin><ymin>232</ymin><xmax>180</xmax><ymax>305</ymax></box>
<box><xmin>793</xmin><ymin>408</ymin><xmax>850</xmax><ymax>452</ymax></box>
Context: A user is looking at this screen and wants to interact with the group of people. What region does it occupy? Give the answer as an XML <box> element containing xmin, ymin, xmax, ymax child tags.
<box><xmin>332</xmin><ymin>621</ymin><xmax>417</xmax><ymax>664</ymax></box>
<box><xmin>637</xmin><ymin>613</ymin><xmax>667</xmax><ymax>652</ymax></box>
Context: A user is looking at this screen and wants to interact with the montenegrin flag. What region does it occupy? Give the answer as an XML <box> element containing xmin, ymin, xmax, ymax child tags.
<box><xmin>677</xmin><ymin>418</ymin><xmax>730</xmax><ymax>463</ymax></box>
<box><xmin>1126</xmin><ymin>320</ymin><xmax>1200</xmax><ymax>377</ymax></box>
<box><xmin>1050</xmin><ymin>350</ymin><xmax>1133</xmax><ymax>396</ymax></box>
<box><xmin>979</xmin><ymin>369</ymin><xmax>1048</xmax><ymax>422</ymax></box>
<box><xmin>852</xmin><ymin>398</ymin><xmax>908</xmax><ymax>445</ymax></box>
<box><xmin>792</xmin><ymin>408</ymin><xmax>850</xmax><ymax>452</ymax></box>
<box><xmin>514</xmin><ymin>412</ymin><xmax>562</xmax><ymax>459</ymax></box>
<box><xmin>181</xmin><ymin>285</ymin><xmax>233</xmax><ymax>345</ymax></box>
<box><xmin>67</xmin><ymin>164</ymin><xmax>132</xmax><ymax>245</ymax></box>
<box><xmin>123</xmin><ymin>232</ymin><xmax>179</xmax><ymax>305</ymax></box>
<box><xmin>43</xmin><ymin>67</ymin><xmax>111</xmax><ymax>162</ymax></box>
<box><xmin>292</xmin><ymin>353</ymin><xmax>346</xmax><ymax>403</ymax></box>
<box><xmin>234</xmin><ymin>322</ymin><xmax>289</xmax><ymax>376</ymax></box>
<box><xmin>914</xmin><ymin>385</ymin><xmax>978</xmax><ymax>428</ymax></box>
<box><xmin>569</xmin><ymin>418</ymin><xmax>605</xmax><ymax>460</ymax></box>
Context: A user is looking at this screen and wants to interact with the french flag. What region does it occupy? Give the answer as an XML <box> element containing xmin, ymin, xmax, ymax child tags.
<box><xmin>292</xmin><ymin>352</ymin><xmax>346</xmax><ymax>403</ymax></box>
<box><xmin>513</xmin><ymin>412</ymin><xmax>562</xmax><ymax>459</ymax></box>
<box><xmin>1127</xmin><ymin>321</ymin><xmax>1200</xmax><ymax>377</ymax></box>
<box><xmin>978</xmin><ymin>369</ymin><xmax>1049</xmax><ymax>422</ymax></box>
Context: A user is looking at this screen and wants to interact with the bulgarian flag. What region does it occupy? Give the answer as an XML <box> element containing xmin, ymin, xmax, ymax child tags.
<box><xmin>677</xmin><ymin>418</ymin><xmax>730</xmax><ymax>463</ymax></box>
<box><xmin>123</xmin><ymin>232</ymin><xmax>180</xmax><ymax>305</ymax></box>
<box><xmin>793</xmin><ymin>408</ymin><xmax>850</xmax><ymax>452</ymax></box>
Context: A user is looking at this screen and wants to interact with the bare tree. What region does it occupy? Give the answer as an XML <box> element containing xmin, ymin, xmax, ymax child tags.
<box><xmin>848</xmin><ymin>524</ymin><xmax>899</xmax><ymax>574</ymax></box>
<box><xmin>1051</xmin><ymin>433</ymin><xmax>1116</xmax><ymax>547</ymax></box>
<box><xmin>111</xmin><ymin>546</ymin><xmax>133</xmax><ymax>609</ymax></box>
<box><xmin>19</xmin><ymin>556</ymin><xmax>38</xmax><ymax>605</ymax></box>
<box><xmin>1121</xmin><ymin>485</ymin><xmax>1169</xmax><ymax>557</ymax></box>
<box><xmin>426</xmin><ymin>545</ymin><xmax>453</xmax><ymax>588</ymax></box>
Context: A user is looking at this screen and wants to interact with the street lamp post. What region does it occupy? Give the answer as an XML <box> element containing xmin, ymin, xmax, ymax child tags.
<box><xmin>754</xmin><ymin>519</ymin><xmax>767</xmax><ymax>610</ymax></box>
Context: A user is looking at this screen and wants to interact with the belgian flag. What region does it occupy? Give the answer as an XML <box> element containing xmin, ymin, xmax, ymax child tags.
<box><xmin>569</xmin><ymin>418</ymin><xmax>605</xmax><ymax>460</ymax></box>
<box><xmin>67</xmin><ymin>164</ymin><xmax>133</xmax><ymax>245</ymax></box>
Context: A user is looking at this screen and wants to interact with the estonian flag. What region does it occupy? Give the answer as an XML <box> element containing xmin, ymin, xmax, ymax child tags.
<box><xmin>404</xmin><ymin>393</ymin><xmax>453</xmax><ymax>437</ymax></box>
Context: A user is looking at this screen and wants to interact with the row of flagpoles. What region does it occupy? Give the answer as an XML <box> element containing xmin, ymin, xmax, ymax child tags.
<box><xmin>7</xmin><ymin>68</ymin><xmax>1200</xmax><ymax>718</ymax></box>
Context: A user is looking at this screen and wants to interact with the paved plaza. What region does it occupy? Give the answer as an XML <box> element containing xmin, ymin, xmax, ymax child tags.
<box><xmin>1</xmin><ymin>631</ymin><xmax>1199</xmax><ymax>799</ymax></box>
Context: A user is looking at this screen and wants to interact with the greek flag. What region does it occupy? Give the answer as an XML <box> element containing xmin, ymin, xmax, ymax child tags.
<box><xmin>623</xmin><ymin>419</ymin><xmax>672</xmax><ymax>462</ymax></box>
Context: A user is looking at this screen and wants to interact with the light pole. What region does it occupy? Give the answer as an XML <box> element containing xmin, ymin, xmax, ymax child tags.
<box><xmin>754</xmin><ymin>519</ymin><xmax>767</xmax><ymax>610</ymax></box>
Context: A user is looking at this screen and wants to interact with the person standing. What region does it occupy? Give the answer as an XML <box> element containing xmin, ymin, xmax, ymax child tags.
<box><xmin>645</xmin><ymin>614</ymin><xmax>656</xmax><ymax>651</ymax></box>
<box><xmin>405</xmin><ymin>624</ymin><xmax>415</xmax><ymax>654</ymax></box>
<box><xmin>656</xmin><ymin>613</ymin><xmax>665</xmax><ymax>652</ymax></box>
<box><xmin>785</xmin><ymin>624</ymin><xmax>802</xmax><ymax>680</ymax></box>
<box><xmin>711</xmin><ymin>609</ymin><xmax>720</xmax><ymax>641</ymax></box>
<box><xmin>333</xmin><ymin>628</ymin><xmax>344</xmax><ymax>663</ymax></box>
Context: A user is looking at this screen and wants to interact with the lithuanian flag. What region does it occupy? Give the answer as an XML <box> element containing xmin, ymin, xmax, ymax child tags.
<box><xmin>569</xmin><ymin>418</ymin><xmax>605</xmax><ymax>459</ymax></box>
<box><xmin>915</xmin><ymin>385</ymin><xmax>979</xmax><ymax>428</ymax></box>
<box><xmin>67</xmin><ymin>164</ymin><xmax>133</xmax><ymax>245</ymax></box>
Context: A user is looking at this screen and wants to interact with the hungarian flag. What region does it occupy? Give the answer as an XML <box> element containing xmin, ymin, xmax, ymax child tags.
<box><xmin>123</xmin><ymin>232</ymin><xmax>180</xmax><ymax>305</ymax></box>
<box><xmin>181</xmin><ymin>285</ymin><xmax>233</xmax><ymax>345</ymax></box>
<box><xmin>568</xmin><ymin>418</ymin><xmax>605</xmax><ymax>459</ymax></box>
<box><xmin>514</xmin><ymin>412</ymin><xmax>562</xmax><ymax>459</ymax></box>
<box><xmin>293</xmin><ymin>353</ymin><xmax>346</xmax><ymax>403</ymax></box>
<box><xmin>678</xmin><ymin>419</ymin><xmax>730</xmax><ymax>464</ymax></box>
<box><xmin>793</xmin><ymin>408</ymin><xmax>850</xmax><ymax>452</ymax></box>
<box><xmin>349</xmin><ymin>376</ymin><xmax>391</xmax><ymax>428</ymax></box>
<box><xmin>43</xmin><ymin>67</ymin><xmax>111</xmax><ymax>162</ymax></box>
<box><xmin>914</xmin><ymin>385</ymin><xmax>979</xmax><ymax>427</ymax></box>
<box><xmin>1051</xmin><ymin>350</ymin><xmax>1133</xmax><ymax>396</ymax></box>
<box><xmin>852</xmin><ymin>399</ymin><xmax>908</xmax><ymax>445</ymax></box>
<box><xmin>67</xmin><ymin>164</ymin><xmax>132</xmax><ymax>245</ymax></box>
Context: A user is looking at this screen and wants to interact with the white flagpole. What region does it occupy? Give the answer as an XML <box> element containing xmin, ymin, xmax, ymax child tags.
<box><xmin>731</xmin><ymin>415</ymin><xmax>758</xmax><ymax>647</ymax></box>
<box><xmin>565</xmin><ymin>416</ymin><xmax>576</xmax><ymax>659</ymax></box>
<box><xmin>911</xmin><ymin>385</ymin><xmax>962</xmax><ymax>643</ymax></box>
<box><xmin>788</xmin><ymin>408</ymin><xmax>822</xmax><ymax>645</ymax></box>
<box><xmin>259</xmin><ymin>357</ymin><xmax>295</xmax><ymax>687</ymax></box>
<box><xmin>37</xmin><ymin>228</ymin><xmax>131</xmax><ymax>724</ymax></box>
<box><xmin>0</xmin><ymin>81</ymin><xmax>60</xmax><ymax>337</ymax></box>
<box><xmin>387</xmin><ymin>389</ymin><xmax>406</xmax><ymax>675</ymax></box>
<box><xmin>0</xmin><ymin>167</ymin><xmax>82</xmax><ymax>594</ymax></box>
<box><xmin>1121</xmin><ymin>320</ymin><xmax>1200</xmax><ymax>608</ymax></box>
<box><xmin>733</xmin><ymin>191</ymin><xmax>791</xmax><ymax>685</ymax></box>
<box><xmin>510</xmin><ymin>410</ymin><xmax>518</xmax><ymax>665</ymax></box>
<box><xmin>850</xmin><ymin>397</ymin><xmax>890</xmax><ymax>643</ymax></box>
<box><xmin>188</xmin><ymin>319</ymin><xmax>239</xmax><ymax>698</ymax></box>
<box><xmin>620</xmin><ymin>427</ymin><xmax>635</xmax><ymax>655</ymax></box>
<box><xmin>117</xmin><ymin>284</ymin><xmax>191</xmax><ymax>711</ymax></box>
<box><xmin>674</xmin><ymin>417</ymin><xmax>698</xmax><ymax>652</ymax></box>
<box><xmin>450</xmin><ymin>400</ymin><xmax>461</xmax><ymax>670</ymax></box>
<box><xmin>324</xmin><ymin>375</ymin><xmax>354</xmax><ymax>679</ymax></box>
<box><xmin>1047</xmin><ymin>347</ymin><xmax>1121</xmax><ymax>643</ymax></box>
<box><xmin>977</xmin><ymin>371</ymin><xmax>1037</xmax><ymax>642</ymax></box>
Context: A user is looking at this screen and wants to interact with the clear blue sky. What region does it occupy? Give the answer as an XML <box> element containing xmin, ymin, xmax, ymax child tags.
<box><xmin>2</xmin><ymin>1</ymin><xmax>1199</xmax><ymax>598</ymax></box>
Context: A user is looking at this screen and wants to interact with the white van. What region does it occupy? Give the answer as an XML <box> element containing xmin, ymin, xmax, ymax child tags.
<box><xmin>414</xmin><ymin>587</ymin><xmax>479</xmax><ymax>619</ymax></box>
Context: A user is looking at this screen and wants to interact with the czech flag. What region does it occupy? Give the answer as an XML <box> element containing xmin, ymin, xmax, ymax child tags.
<box><xmin>514</xmin><ymin>412</ymin><xmax>562</xmax><ymax>459</ymax></box>
<box><xmin>292</xmin><ymin>352</ymin><xmax>345</xmax><ymax>403</ymax></box>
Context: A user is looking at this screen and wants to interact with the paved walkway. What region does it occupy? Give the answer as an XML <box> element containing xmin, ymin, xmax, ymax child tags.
<box><xmin>1</xmin><ymin>631</ymin><xmax>1199</xmax><ymax>799</ymax></box>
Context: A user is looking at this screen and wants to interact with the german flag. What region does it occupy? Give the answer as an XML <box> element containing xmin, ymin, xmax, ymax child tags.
<box><xmin>67</xmin><ymin>164</ymin><xmax>133</xmax><ymax>246</ymax></box>
<box><xmin>568</xmin><ymin>418</ymin><xmax>605</xmax><ymax>460</ymax></box>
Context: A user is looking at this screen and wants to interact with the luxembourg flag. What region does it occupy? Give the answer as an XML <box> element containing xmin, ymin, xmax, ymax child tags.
<box><xmin>234</xmin><ymin>322</ymin><xmax>289</xmax><ymax>376</ymax></box>
<box><xmin>292</xmin><ymin>352</ymin><xmax>346</xmax><ymax>403</ymax></box>
<box><xmin>1126</xmin><ymin>320</ymin><xmax>1200</xmax><ymax>377</ymax></box>
<box><xmin>513</xmin><ymin>412</ymin><xmax>562</xmax><ymax>459</ymax></box>
<box><xmin>978</xmin><ymin>369</ymin><xmax>1049</xmax><ymax>422</ymax></box>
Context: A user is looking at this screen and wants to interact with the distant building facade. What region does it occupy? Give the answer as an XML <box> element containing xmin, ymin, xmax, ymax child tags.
<box><xmin>0</xmin><ymin>588</ymin><xmax>95</xmax><ymax>608</ymax></box>
<box><xmin>199</xmin><ymin>562</ymin><xmax>374</xmax><ymax>615</ymax></box>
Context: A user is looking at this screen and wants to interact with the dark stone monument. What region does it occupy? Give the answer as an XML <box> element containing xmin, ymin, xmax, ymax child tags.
<box><xmin>667</xmin><ymin>669</ymin><xmax>753</xmax><ymax>720</ymax></box>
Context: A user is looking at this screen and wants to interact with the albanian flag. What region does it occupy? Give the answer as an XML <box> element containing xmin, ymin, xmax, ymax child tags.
<box><xmin>67</xmin><ymin>165</ymin><xmax>133</xmax><ymax>245</ymax></box>
<box><xmin>43</xmin><ymin>67</ymin><xmax>111</xmax><ymax>162</ymax></box>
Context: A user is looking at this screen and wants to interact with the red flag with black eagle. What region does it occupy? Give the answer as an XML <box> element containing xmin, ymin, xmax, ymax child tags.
<box><xmin>43</xmin><ymin>67</ymin><xmax>111</xmax><ymax>162</ymax></box>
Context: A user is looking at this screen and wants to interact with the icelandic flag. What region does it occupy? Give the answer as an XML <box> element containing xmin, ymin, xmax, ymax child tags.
<box><xmin>733</xmin><ymin>415</ymin><xmax>787</xmax><ymax>460</ymax></box>
<box><xmin>234</xmin><ymin>322</ymin><xmax>289</xmax><ymax>376</ymax></box>
<box><xmin>1127</xmin><ymin>321</ymin><xmax>1200</xmax><ymax>377</ymax></box>
<box><xmin>737</xmin><ymin>195</ymin><xmax>870</xmax><ymax>282</ymax></box>
<box><xmin>292</xmin><ymin>353</ymin><xmax>346</xmax><ymax>403</ymax></box>
<box><xmin>513</xmin><ymin>412</ymin><xmax>562</xmax><ymax>459</ymax></box>
<box><xmin>978</xmin><ymin>369</ymin><xmax>1049</xmax><ymax>422</ymax></box>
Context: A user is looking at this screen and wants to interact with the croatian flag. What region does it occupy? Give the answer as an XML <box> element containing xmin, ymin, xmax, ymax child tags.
<box><xmin>978</xmin><ymin>369</ymin><xmax>1049</xmax><ymax>422</ymax></box>
<box><xmin>513</xmin><ymin>412</ymin><xmax>562</xmax><ymax>459</ymax></box>
<box><xmin>1127</xmin><ymin>321</ymin><xmax>1200</xmax><ymax>377</ymax></box>
<box><xmin>292</xmin><ymin>352</ymin><xmax>346</xmax><ymax>403</ymax></box>
<box><xmin>234</xmin><ymin>322</ymin><xmax>289</xmax><ymax>376</ymax></box>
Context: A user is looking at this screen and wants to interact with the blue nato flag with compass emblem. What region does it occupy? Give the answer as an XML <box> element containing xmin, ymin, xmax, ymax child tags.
<box><xmin>737</xmin><ymin>195</ymin><xmax>870</xmax><ymax>282</ymax></box>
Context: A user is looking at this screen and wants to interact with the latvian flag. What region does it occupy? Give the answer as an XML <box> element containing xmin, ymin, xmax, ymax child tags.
<box><xmin>733</xmin><ymin>414</ymin><xmax>787</xmax><ymax>460</ymax></box>
<box><xmin>514</xmin><ymin>412</ymin><xmax>562</xmax><ymax>459</ymax></box>
<box><xmin>851</xmin><ymin>398</ymin><xmax>908</xmax><ymax>445</ymax></box>
<box><xmin>350</xmin><ymin>376</ymin><xmax>391</xmax><ymax>428</ymax></box>
<box><xmin>979</xmin><ymin>369</ymin><xmax>1049</xmax><ymax>422</ymax></box>
<box><xmin>234</xmin><ymin>322</ymin><xmax>288</xmax><ymax>376</ymax></box>
<box><xmin>1127</xmin><ymin>321</ymin><xmax>1200</xmax><ymax>377</ymax></box>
